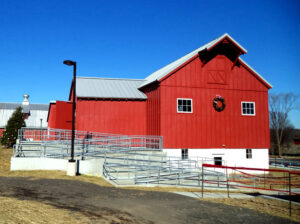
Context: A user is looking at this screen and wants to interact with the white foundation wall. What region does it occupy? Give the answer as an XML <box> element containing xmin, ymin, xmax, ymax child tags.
<box><xmin>163</xmin><ymin>148</ymin><xmax>269</xmax><ymax>170</ymax></box>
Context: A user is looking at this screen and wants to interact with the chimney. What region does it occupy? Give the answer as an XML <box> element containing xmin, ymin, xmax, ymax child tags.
<box><xmin>22</xmin><ymin>94</ymin><xmax>30</xmax><ymax>106</ymax></box>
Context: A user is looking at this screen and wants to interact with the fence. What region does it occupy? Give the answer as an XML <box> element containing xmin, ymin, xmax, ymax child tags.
<box><xmin>202</xmin><ymin>164</ymin><xmax>300</xmax><ymax>216</ymax></box>
<box><xmin>14</xmin><ymin>127</ymin><xmax>163</xmax><ymax>158</ymax></box>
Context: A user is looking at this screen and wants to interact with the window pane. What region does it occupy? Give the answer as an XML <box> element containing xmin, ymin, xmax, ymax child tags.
<box><xmin>183</xmin><ymin>106</ymin><xmax>187</xmax><ymax>111</ymax></box>
<box><xmin>187</xmin><ymin>100</ymin><xmax>191</xmax><ymax>106</ymax></box>
<box><xmin>178</xmin><ymin>106</ymin><xmax>183</xmax><ymax>111</ymax></box>
<box><xmin>242</xmin><ymin>102</ymin><xmax>255</xmax><ymax>115</ymax></box>
<box><xmin>178</xmin><ymin>99</ymin><xmax>182</xmax><ymax>105</ymax></box>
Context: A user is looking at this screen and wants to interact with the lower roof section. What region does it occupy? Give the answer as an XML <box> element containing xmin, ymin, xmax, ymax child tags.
<box><xmin>75</xmin><ymin>77</ymin><xmax>147</xmax><ymax>100</ymax></box>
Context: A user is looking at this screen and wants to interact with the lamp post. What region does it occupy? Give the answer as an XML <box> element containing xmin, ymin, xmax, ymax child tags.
<box><xmin>63</xmin><ymin>60</ymin><xmax>77</xmax><ymax>175</ymax></box>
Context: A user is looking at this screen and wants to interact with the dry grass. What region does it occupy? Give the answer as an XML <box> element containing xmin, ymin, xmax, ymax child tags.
<box><xmin>0</xmin><ymin>196</ymin><xmax>85</xmax><ymax>224</ymax></box>
<box><xmin>0</xmin><ymin>196</ymin><xmax>139</xmax><ymax>224</ymax></box>
<box><xmin>1</xmin><ymin>146</ymin><xmax>300</xmax><ymax>222</ymax></box>
<box><xmin>202</xmin><ymin>197</ymin><xmax>300</xmax><ymax>222</ymax></box>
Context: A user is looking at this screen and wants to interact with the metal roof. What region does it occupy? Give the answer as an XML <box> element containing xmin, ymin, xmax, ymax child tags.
<box><xmin>139</xmin><ymin>33</ymin><xmax>248</xmax><ymax>88</ymax></box>
<box><xmin>0</xmin><ymin>103</ymin><xmax>49</xmax><ymax>111</ymax></box>
<box><xmin>76</xmin><ymin>77</ymin><xmax>147</xmax><ymax>99</ymax></box>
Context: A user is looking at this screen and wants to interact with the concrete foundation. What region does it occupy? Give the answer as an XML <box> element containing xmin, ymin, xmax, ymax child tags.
<box><xmin>10</xmin><ymin>157</ymin><xmax>105</xmax><ymax>177</ymax></box>
<box><xmin>67</xmin><ymin>161</ymin><xmax>77</xmax><ymax>176</ymax></box>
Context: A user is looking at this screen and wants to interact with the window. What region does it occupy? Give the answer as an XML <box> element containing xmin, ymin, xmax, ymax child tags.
<box><xmin>177</xmin><ymin>99</ymin><xmax>192</xmax><ymax>113</ymax></box>
<box><xmin>246</xmin><ymin>149</ymin><xmax>252</xmax><ymax>159</ymax></box>
<box><xmin>182</xmin><ymin>149</ymin><xmax>188</xmax><ymax>160</ymax></box>
<box><xmin>241</xmin><ymin>102</ymin><xmax>255</xmax><ymax>116</ymax></box>
<box><xmin>214</xmin><ymin>157</ymin><xmax>222</xmax><ymax>166</ymax></box>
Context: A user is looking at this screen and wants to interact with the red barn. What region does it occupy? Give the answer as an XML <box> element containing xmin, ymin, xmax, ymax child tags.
<box><xmin>48</xmin><ymin>34</ymin><xmax>272</xmax><ymax>168</ymax></box>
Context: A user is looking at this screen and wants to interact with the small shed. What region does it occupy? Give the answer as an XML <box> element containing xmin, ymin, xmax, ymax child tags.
<box><xmin>0</xmin><ymin>95</ymin><xmax>49</xmax><ymax>136</ymax></box>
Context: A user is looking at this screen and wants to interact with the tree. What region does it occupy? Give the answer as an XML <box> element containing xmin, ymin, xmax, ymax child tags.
<box><xmin>269</xmin><ymin>93</ymin><xmax>298</xmax><ymax>157</ymax></box>
<box><xmin>1</xmin><ymin>107</ymin><xmax>26</xmax><ymax>147</ymax></box>
<box><xmin>270</xmin><ymin>120</ymin><xmax>294</xmax><ymax>155</ymax></box>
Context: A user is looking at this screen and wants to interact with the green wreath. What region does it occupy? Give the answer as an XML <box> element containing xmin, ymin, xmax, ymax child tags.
<box><xmin>213</xmin><ymin>97</ymin><xmax>225</xmax><ymax>112</ymax></box>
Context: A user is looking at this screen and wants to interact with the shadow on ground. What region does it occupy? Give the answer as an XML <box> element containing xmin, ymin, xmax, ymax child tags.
<box><xmin>0</xmin><ymin>176</ymin><xmax>297</xmax><ymax>224</ymax></box>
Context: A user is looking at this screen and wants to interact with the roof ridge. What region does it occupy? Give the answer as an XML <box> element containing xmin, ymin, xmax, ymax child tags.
<box><xmin>139</xmin><ymin>33</ymin><xmax>249</xmax><ymax>88</ymax></box>
<box><xmin>77</xmin><ymin>76</ymin><xmax>145</xmax><ymax>81</ymax></box>
<box><xmin>0</xmin><ymin>102</ymin><xmax>20</xmax><ymax>104</ymax></box>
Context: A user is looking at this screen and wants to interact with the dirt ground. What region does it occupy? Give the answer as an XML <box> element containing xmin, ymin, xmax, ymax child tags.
<box><xmin>0</xmin><ymin>146</ymin><xmax>299</xmax><ymax>224</ymax></box>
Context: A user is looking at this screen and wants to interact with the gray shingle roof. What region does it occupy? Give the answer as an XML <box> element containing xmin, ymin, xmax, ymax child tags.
<box><xmin>76</xmin><ymin>77</ymin><xmax>147</xmax><ymax>99</ymax></box>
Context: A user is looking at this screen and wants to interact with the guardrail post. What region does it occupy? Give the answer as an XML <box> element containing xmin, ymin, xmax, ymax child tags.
<box><xmin>202</xmin><ymin>165</ymin><xmax>204</xmax><ymax>198</ymax></box>
<box><xmin>289</xmin><ymin>172</ymin><xmax>291</xmax><ymax>217</ymax></box>
<box><xmin>158</xmin><ymin>168</ymin><xmax>160</xmax><ymax>185</ymax></box>
<box><xmin>226</xmin><ymin>166</ymin><xmax>230</xmax><ymax>198</ymax></box>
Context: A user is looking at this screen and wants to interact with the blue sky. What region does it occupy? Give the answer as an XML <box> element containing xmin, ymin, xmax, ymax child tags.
<box><xmin>0</xmin><ymin>0</ymin><xmax>299</xmax><ymax>127</ymax></box>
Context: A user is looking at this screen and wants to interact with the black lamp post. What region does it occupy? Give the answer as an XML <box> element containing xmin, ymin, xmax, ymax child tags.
<box><xmin>63</xmin><ymin>60</ymin><xmax>76</xmax><ymax>162</ymax></box>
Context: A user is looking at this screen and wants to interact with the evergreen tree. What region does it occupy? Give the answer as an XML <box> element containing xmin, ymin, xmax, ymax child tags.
<box><xmin>1</xmin><ymin>106</ymin><xmax>26</xmax><ymax>147</ymax></box>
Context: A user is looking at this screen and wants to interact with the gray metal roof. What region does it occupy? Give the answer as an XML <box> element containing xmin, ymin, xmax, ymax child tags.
<box><xmin>0</xmin><ymin>103</ymin><xmax>49</xmax><ymax>111</ymax></box>
<box><xmin>0</xmin><ymin>103</ymin><xmax>20</xmax><ymax>110</ymax></box>
<box><xmin>76</xmin><ymin>77</ymin><xmax>147</xmax><ymax>99</ymax></box>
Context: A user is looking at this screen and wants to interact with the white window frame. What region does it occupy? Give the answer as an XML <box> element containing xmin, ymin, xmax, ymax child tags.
<box><xmin>177</xmin><ymin>98</ymin><xmax>193</xmax><ymax>113</ymax></box>
<box><xmin>241</xmin><ymin>101</ymin><xmax>255</xmax><ymax>116</ymax></box>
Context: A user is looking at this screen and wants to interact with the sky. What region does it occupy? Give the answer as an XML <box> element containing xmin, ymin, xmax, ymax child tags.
<box><xmin>0</xmin><ymin>0</ymin><xmax>299</xmax><ymax>127</ymax></box>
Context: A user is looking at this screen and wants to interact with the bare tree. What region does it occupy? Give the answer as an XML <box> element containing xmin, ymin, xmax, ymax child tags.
<box><xmin>269</xmin><ymin>93</ymin><xmax>298</xmax><ymax>157</ymax></box>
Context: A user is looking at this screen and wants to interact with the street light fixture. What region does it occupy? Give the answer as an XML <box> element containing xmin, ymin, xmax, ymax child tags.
<box><xmin>63</xmin><ymin>60</ymin><xmax>76</xmax><ymax>165</ymax></box>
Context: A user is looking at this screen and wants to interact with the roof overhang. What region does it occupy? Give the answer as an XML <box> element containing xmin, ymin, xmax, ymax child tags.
<box><xmin>139</xmin><ymin>33</ymin><xmax>272</xmax><ymax>89</ymax></box>
<box><xmin>47</xmin><ymin>101</ymin><xmax>56</xmax><ymax>122</ymax></box>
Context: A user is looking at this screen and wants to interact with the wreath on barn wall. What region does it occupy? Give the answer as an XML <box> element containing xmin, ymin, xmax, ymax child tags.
<box><xmin>213</xmin><ymin>96</ymin><xmax>225</xmax><ymax>112</ymax></box>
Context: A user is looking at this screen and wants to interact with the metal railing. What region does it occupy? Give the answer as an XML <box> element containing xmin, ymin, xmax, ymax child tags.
<box><xmin>102</xmin><ymin>151</ymin><xmax>226</xmax><ymax>187</ymax></box>
<box><xmin>14</xmin><ymin>127</ymin><xmax>163</xmax><ymax>158</ymax></box>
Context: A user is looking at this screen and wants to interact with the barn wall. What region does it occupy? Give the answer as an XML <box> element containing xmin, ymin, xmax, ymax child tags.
<box><xmin>143</xmin><ymin>84</ymin><xmax>161</xmax><ymax>136</ymax></box>
<box><xmin>76</xmin><ymin>99</ymin><xmax>146</xmax><ymax>135</ymax></box>
<box><xmin>55</xmin><ymin>101</ymin><xmax>73</xmax><ymax>130</ymax></box>
<box><xmin>47</xmin><ymin>104</ymin><xmax>57</xmax><ymax>129</ymax></box>
<box><xmin>159</xmin><ymin>55</ymin><xmax>270</xmax><ymax>149</ymax></box>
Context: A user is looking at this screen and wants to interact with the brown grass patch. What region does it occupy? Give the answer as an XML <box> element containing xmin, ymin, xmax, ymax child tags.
<box><xmin>201</xmin><ymin>197</ymin><xmax>300</xmax><ymax>222</ymax></box>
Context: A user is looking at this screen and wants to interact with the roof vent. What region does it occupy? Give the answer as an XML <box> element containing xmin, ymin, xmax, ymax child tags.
<box><xmin>22</xmin><ymin>94</ymin><xmax>30</xmax><ymax>106</ymax></box>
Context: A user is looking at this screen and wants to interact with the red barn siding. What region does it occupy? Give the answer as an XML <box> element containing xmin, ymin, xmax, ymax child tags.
<box><xmin>159</xmin><ymin>55</ymin><xmax>270</xmax><ymax>149</ymax></box>
<box><xmin>143</xmin><ymin>84</ymin><xmax>161</xmax><ymax>136</ymax></box>
<box><xmin>0</xmin><ymin>128</ymin><xmax>4</xmax><ymax>137</ymax></box>
<box><xmin>76</xmin><ymin>99</ymin><xmax>146</xmax><ymax>135</ymax></box>
<box><xmin>56</xmin><ymin>101</ymin><xmax>73</xmax><ymax>130</ymax></box>
<box><xmin>48</xmin><ymin>101</ymin><xmax>72</xmax><ymax>130</ymax></box>
<box><xmin>47</xmin><ymin>104</ymin><xmax>57</xmax><ymax>129</ymax></box>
